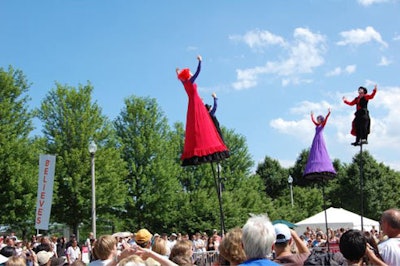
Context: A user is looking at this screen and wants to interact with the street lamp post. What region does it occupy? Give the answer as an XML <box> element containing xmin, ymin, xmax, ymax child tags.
<box><xmin>288</xmin><ymin>175</ymin><xmax>294</xmax><ymax>207</ymax></box>
<box><xmin>89</xmin><ymin>141</ymin><xmax>97</xmax><ymax>238</ymax></box>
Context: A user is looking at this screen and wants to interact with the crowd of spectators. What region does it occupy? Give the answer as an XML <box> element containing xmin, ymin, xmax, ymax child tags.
<box><xmin>0</xmin><ymin>208</ymin><xmax>399</xmax><ymax>266</ymax></box>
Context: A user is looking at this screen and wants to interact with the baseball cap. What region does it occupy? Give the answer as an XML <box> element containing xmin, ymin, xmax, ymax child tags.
<box><xmin>37</xmin><ymin>251</ymin><xmax>54</xmax><ymax>266</ymax></box>
<box><xmin>135</xmin><ymin>229</ymin><xmax>152</xmax><ymax>243</ymax></box>
<box><xmin>274</xmin><ymin>223</ymin><xmax>292</xmax><ymax>243</ymax></box>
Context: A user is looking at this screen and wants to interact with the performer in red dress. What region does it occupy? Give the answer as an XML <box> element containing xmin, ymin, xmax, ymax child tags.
<box><xmin>176</xmin><ymin>55</ymin><xmax>229</xmax><ymax>166</ymax></box>
<box><xmin>343</xmin><ymin>85</ymin><xmax>377</xmax><ymax>146</ymax></box>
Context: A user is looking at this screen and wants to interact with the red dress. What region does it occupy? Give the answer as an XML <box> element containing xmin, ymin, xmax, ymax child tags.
<box><xmin>179</xmin><ymin>61</ymin><xmax>229</xmax><ymax>166</ymax></box>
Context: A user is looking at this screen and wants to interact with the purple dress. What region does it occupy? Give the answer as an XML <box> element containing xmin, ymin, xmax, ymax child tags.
<box><xmin>303</xmin><ymin>114</ymin><xmax>336</xmax><ymax>180</ymax></box>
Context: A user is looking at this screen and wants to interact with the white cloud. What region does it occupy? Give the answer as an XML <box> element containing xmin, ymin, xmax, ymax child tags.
<box><xmin>186</xmin><ymin>46</ymin><xmax>198</xmax><ymax>51</ymax></box>
<box><xmin>325</xmin><ymin>65</ymin><xmax>356</xmax><ymax>77</ymax></box>
<box><xmin>326</xmin><ymin>67</ymin><xmax>342</xmax><ymax>77</ymax></box>
<box><xmin>229</xmin><ymin>29</ymin><xmax>286</xmax><ymax>50</ymax></box>
<box><xmin>394</xmin><ymin>34</ymin><xmax>400</xmax><ymax>41</ymax></box>
<box><xmin>357</xmin><ymin>0</ymin><xmax>391</xmax><ymax>6</ymax></box>
<box><xmin>345</xmin><ymin>65</ymin><xmax>356</xmax><ymax>74</ymax></box>
<box><xmin>232</xmin><ymin>28</ymin><xmax>326</xmax><ymax>90</ymax></box>
<box><xmin>378</xmin><ymin>56</ymin><xmax>391</xmax><ymax>66</ymax></box>
<box><xmin>337</xmin><ymin>26</ymin><xmax>388</xmax><ymax>48</ymax></box>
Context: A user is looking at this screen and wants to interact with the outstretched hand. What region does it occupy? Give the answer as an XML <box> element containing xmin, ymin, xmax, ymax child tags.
<box><xmin>212</xmin><ymin>92</ymin><xmax>217</xmax><ymax>98</ymax></box>
<box><xmin>197</xmin><ymin>55</ymin><xmax>202</xmax><ymax>61</ymax></box>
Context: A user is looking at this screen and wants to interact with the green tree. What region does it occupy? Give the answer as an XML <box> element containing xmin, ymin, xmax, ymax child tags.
<box><xmin>173</xmin><ymin>128</ymin><xmax>270</xmax><ymax>233</ymax></box>
<box><xmin>0</xmin><ymin>66</ymin><xmax>38</xmax><ymax>236</ymax></box>
<box><xmin>36</xmin><ymin>82</ymin><xmax>127</xmax><ymax>234</ymax></box>
<box><xmin>114</xmin><ymin>96</ymin><xmax>182</xmax><ymax>232</ymax></box>
<box><xmin>332</xmin><ymin>150</ymin><xmax>400</xmax><ymax>221</ymax></box>
<box><xmin>256</xmin><ymin>156</ymin><xmax>289</xmax><ymax>199</ymax></box>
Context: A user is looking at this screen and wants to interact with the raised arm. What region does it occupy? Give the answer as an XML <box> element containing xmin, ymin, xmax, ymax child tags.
<box><xmin>210</xmin><ymin>93</ymin><xmax>218</xmax><ymax>116</ymax></box>
<box><xmin>343</xmin><ymin>96</ymin><xmax>357</xmax><ymax>106</ymax></box>
<box><xmin>290</xmin><ymin>229</ymin><xmax>310</xmax><ymax>255</ymax></box>
<box><xmin>321</xmin><ymin>108</ymin><xmax>331</xmax><ymax>127</ymax></box>
<box><xmin>365</xmin><ymin>84</ymin><xmax>378</xmax><ymax>100</ymax></box>
<box><xmin>190</xmin><ymin>55</ymin><xmax>202</xmax><ymax>83</ymax></box>
<box><xmin>311</xmin><ymin>112</ymin><xmax>318</xmax><ymax>126</ymax></box>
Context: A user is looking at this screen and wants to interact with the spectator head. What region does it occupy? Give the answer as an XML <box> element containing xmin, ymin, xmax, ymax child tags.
<box><xmin>92</xmin><ymin>235</ymin><xmax>117</xmax><ymax>261</ymax></box>
<box><xmin>0</xmin><ymin>246</ymin><xmax>16</xmax><ymax>258</ymax></box>
<box><xmin>151</xmin><ymin>238</ymin><xmax>168</xmax><ymax>256</ymax></box>
<box><xmin>117</xmin><ymin>255</ymin><xmax>146</xmax><ymax>266</ymax></box>
<box><xmin>274</xmin><ymin>223</ymin><xmax>292</xmax><ymax>245</ymax></box>
<box><xmin>169</xmin><ymin>240</ymin><xmax>193</xmax><ymax>265</ymax></box>
<box><xmin>5</xmin><ymin>255</ymin><xmax>25</xmax><ymax>266</ymax></box>
<box><xmin>339</xmin><ymin>229</ymin><xmax>366</xmax><ymax>263</ymax></box>
<box><xmin>380</xmin><ymin>208</ymin><xmax>400</xmax><ymax>238</ymax></box>
<box><xmin>135</xmin><ymin>229</ymin><xmax>152</xmax><ymax>248</ymax></box>
<box><xmin>37</xmin><ymin>251</ymin><xmax>53</xmax><ymax>266</ymax></box>
<box><xmin>242</xmin><ymin>214</ymin><xmax>276</xmax><ymax>260</ymax></box>
<box><xmin>218</xmin><ymin>227</ymin><xmax>246</xmax><ymax>265</ymax></box>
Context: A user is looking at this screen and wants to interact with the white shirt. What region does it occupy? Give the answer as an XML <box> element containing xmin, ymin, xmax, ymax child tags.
<box><xmin>66</xmin><ymin>246</ymin><xmax>81</xmax><ymax>264</ymax></box>
<box><xmin>378</xmin><ymin>237</ymin><xmax>400</xmax><ymax>266</ymax></box>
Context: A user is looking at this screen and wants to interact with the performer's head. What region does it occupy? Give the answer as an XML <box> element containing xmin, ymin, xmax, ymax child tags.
<box><xmin>317</xmin><ymin>115</ymin><xmax>325</xmax><ymax>124</ymax></box>
<box><xmin>358</xmin><ymin>86</ymin><xmax>367</xmax><ymax>95</ymax></box>
<box><xmin>205</xmin><ymin>104</ymin><xmax>212</xmax><ymax>111</ymax></box>
<box><xmin>177</xmin><ymin>68</ymin><xmax>191</xmax><ymax>81</ymax></box>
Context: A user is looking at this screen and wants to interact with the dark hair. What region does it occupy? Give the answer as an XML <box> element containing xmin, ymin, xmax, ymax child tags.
<box><xmin>359</xmin><ymin>86</ymin><xmax>368</xmax><ymax>94</ymax></box>
<box><xmin>363</xmin><ymin>231</ymin><xmax>384</xmax><ymax>263</ymax></box>
<box><xmin>0</xmin><ymin>246</ymin><xmax>16</xmax><ymax>257</ymax></box>
<box><xmin>205</xmin><ymin>104</ymin><xmax>211</xmax><ymax>111</ymax></box>
<box><xmin>136</xmin><ymin>241</ymin><xmax>149</xmax><ymax>248</ymax></box>
<box><xmin>339</xmin><ymin>229</ymin><xmax>366</xmax><ymax>262</ymax></box>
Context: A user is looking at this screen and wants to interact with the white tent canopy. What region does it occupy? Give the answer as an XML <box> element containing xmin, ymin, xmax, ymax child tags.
<box><xmin>295</xmin><ymin>207</ymin><xmax>379</xmax><ymax>235</ymax></box>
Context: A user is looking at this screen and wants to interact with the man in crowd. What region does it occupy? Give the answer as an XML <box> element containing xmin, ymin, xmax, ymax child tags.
<box><xmin>135</xmin><ymin>228</ymin><xmax>160</xmax><ymax>266</ymax></box>
<box><xmin>240</xmin><ymin>214</ymin><xmax>280</xmax><ymax>266</ymax></box>
<box><xmin>272</xmin><ymin>223</ymin><xmax>310</xmax><ymax>265</ymax></box>
<box><xmin>378</xmin><ymin>208</ymin><xmax>400</xmax><ymax>265</ymax></box>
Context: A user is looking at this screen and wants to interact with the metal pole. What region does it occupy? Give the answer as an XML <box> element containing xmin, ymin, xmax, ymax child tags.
<box><xmin>360</xmin><ymin>143</ymin><xmax>364</xmax><ymax>231</ymax></box>
<box><xmin>290</xmin><ymin>183</ymin><xmax>294</xmax><ymax>207</ymax></box>
<box><xmin>91</xmin><ymin>152</ymin><xmax>96</xmax><ymax>238</ymax></box>
<box><xmin>288</xmin><ymin>176</ymin><xmax>294</xmax><ymax>207</ymax></box>
<box><xmin>211</xmin><ymin>163</ymin><xmax>225</xmax><ymax>237</ymax></box>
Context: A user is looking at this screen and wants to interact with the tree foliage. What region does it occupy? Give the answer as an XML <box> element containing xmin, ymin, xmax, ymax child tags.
<box><xmin>36</xmin><ymin>82</ymin><xmax>127</xmax><ymax>234</ymax></box>
<box><xmin>114</xmin><ymin>96</ymin><xmax>182</xmax><ymax>232</ymax></box>
<box><xmin>0</xmin><ymin>67</ymin><xmax>38</xmax><ymax>235</ymax></box>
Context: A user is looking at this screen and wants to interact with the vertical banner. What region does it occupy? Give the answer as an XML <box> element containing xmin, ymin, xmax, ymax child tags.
<box><xmin>35</xmin><ymin>154</ymin><xmax>56</xmax><ymax>230</ymax></box>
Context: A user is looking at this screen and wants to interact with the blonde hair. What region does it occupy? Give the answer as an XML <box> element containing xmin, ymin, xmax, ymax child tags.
<box><xmin>152</xmin><ymin>238</ymin><xmax>168</xmax><ymax>256</ymax></box>
<box><xmin>118</xmin><ymin>255</ymin><xmax>146</xmax><ymax>266</ymax></box>
<box><xmin>219</xmin><ymin>227</ymin><xmax>246</xmax><ymax>265</ymax></box>
<box><xmin>92</xmin><ymin>235</ymin><xmax>117</xmax><ymax>260</ymax></box>
<box><xmin>169</xmin><ymin>240</ymin><xmax>193</xmax><ymax>265</ymax></box>
<box><xmin>6</xmin><ymin>256</ymin><xmax>26</xmax><ymax>266</ymax></box>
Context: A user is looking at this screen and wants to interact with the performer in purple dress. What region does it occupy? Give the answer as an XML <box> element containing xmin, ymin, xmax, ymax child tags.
<box><xmin>303</xmin><ymin>108</ymin><xmax>336</xmax><ymax>180</ymax></box>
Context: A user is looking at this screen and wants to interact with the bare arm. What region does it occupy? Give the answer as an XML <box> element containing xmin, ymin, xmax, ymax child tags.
<box><xmin>365</xmin><ymin>244</ymin><xmax>387</xmax><ymax>266</ymax></box>
<box><xmin>290</xmin><ymin>229</ymin><xmax>310</xmax><ymax>255</ymax></box>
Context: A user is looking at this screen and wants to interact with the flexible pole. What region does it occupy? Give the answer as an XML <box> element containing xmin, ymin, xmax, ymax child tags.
<box><xmin>210</xmin><ymin>162</ymin><xmax>225</xmax><ymax>236</ymax></box>
<box><xmin>322</xmin><ymin>180</ymin><xmax>330</xmax><ymax>252</ymax></box>
<box><xmin>360</xmin><ymin>143</ymin><xmax>364</xmax><ymax>231</ymax></box>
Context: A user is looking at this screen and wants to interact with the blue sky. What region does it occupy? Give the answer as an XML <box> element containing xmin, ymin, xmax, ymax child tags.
<box><xmin>1</xmin><ymin>0</ymin><xmax>399</xmax><ymax>170</ymax></box>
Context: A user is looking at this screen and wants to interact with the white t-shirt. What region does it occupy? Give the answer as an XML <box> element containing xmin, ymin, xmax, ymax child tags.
<box><xmin>66</xmin><ymin>246</ymin><xmax>81</xmax><ymax>264</ymax></box>
<box><xmin>378</xmin><ymin>237</ymin><xmax>400</xmax><ymax>266</ymax></box>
